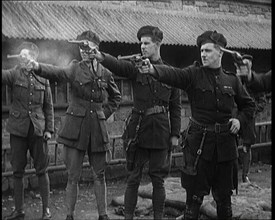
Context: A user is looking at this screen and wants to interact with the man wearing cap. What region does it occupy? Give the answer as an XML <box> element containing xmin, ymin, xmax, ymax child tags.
<box><xmin>2</xmin><ymin>42</ymin><xmax>54</xmax><ymax>220</ymax></box>
<box><xmin>29</xmin><ymin>31</ymin><xmax>121</xmax><ymax>220</ymax></box>
<box><xmin>92</xmin><ymin>25</ymin><xmax>181</xmax><ymax>219</ymax></box>
<box><xmin>139</xmin><ymin>30</ymin><xmax>255</xmax><ymax>219</ymax></box>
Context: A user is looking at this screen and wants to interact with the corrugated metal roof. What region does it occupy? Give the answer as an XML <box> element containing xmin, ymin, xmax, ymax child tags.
<box><xmin>2</xmin><ymin>1</ymin><xmax>271</xmax><ymax>49</ymax></box>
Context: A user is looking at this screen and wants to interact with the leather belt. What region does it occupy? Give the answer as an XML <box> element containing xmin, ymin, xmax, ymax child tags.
<box><xmin>189</xmin><ymin>117</ymin><xmax>231</xmax><ymax>133</ymax></box>
<box><xmin>133</xmin><ymin>105</ymin><xmax>168</xmax><ymax>116</ymax></box>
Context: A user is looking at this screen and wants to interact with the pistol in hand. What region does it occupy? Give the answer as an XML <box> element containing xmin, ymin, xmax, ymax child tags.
<box><xmin>68</xmin><ymin>39</ymin><xmax>96</xmax><ymax>55</ymax></box>
<box><xmin>7</xmin><ymin>54</ymin><xmax>22</xmax><ymax>59</ymax></box>
<box><xmin>117</xmin><ymin>53</ymin><xmax>148</xmax><ymax>68</ymax></box>
<box><xmin>220</xmin><ymin>47</ymin><xmax>253</xmax><ymax>65</ymax></box>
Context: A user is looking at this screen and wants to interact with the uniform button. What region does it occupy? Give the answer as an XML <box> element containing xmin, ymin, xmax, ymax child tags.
<box><xmin>92</xmin><ymin>90</ymin><xmax>94</xmax><ymax>92</ymax></box>
<box><xmin>90</xmin><ymin>110</ymin><xmax>93</xmax><ymax>113</ymax></box>
<box><xmin>154</xmin><ymin>90</ymin><xmax>156</xmax><ymax>92</ymax></box>
<box><xmin>80</xmin><ymin>83</ymin><xmax>83</xmax><ymax>85</ymax></box>
<box><xmin>30</xmin><ymin>84</ymin><xmax>33</xmax><ymax>86</ymax></box>
<box><xmin>30</xmin><ymin>93</ymin><xmax>33</xmax><ymax>95</ymax></box>
<box><xmin>29</xmin><ymin>102</ymin><xmax>31</xmax><ymax>105</ymax></box>
<box><xmin>91</xmin><ymin>100</ymin><xmax>93</xmax><ymax>102</ymax></box>
<box><xmin>71</xmin><ymin>112</ymin><xmax>73</xmax><ymax>115</ymax></box>
<box><xmin>217</xmin><ymin>99</ymin><xmax>219</xmax><ymax>101</ymax></box>
<box><xmin>98</xmin><ymin>79</ymin><xmax>101</xmax><ymax>81</ymax></box>
<box><xmin>29</xmin><ymin>111</ymin><xmax>31</xmax><ymax>114</ymax></box>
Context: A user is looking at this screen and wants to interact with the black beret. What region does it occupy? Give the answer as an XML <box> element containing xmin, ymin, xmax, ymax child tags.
<box><xmin>137</xmin><ymin>25</ymin><xmax>163</xmax><ymax>42</ymax></box>
<box><xmin>17</xmin><ymin>41</ymin><xmax>39</xmax><ymax>59</ymax></box>
<box><xmin>76</xmin><ymin>30</ymin><xmax>100</xmax><ymax>46</ymax></box>
<box><xmin>196</xmin><ymin>30</ymin><xmax>227</xmax><ymax>48</ymax></box>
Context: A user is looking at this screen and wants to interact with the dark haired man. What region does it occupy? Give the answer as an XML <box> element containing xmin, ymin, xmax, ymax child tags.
<box><xmin>93</xmin><ymin>25</ymin><xmax>181</xmax><ymax>220</ymax></box>
<box><xmin>2</xmin><ymin>42</ymin><xmax>54</xmax><ymax>220</ymax></box>
<box><xmin>139</xmin><ymin>30</ymin><xmax>255</xmax><ymax>219</ymax></box>
<box><xmin>29</xmin><ymin>31</ymin><xmax>121</xmax><ymax>220</ymax></box>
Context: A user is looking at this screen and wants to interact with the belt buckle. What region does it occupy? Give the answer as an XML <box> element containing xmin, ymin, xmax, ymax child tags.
<box><xmin>215</xmin><ymin>123</ymin><xmax>221</xmax><ymax>133</ymax></box>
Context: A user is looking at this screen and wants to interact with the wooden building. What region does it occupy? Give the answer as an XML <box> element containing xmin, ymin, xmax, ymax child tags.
<box><xmin>2</xmin><ymin>0</ymin><xmax>272</xmax><ymax>140</ymax></box>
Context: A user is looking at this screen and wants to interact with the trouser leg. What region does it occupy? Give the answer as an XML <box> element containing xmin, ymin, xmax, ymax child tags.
<box><xmin>10</xmin><ymin>134</ymin><xmax>29</xmax><ymax>213</ymax></box>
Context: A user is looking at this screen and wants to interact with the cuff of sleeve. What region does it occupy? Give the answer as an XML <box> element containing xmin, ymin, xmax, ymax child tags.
<box><xmin>170</xmin><ymin>133</ymin><xmax>180</xmax><ymax>138</ymax></box>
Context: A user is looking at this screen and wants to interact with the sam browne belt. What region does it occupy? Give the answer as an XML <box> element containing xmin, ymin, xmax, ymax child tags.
<box><xmin>190</xmin><ymin>117</ymin><xmax>231</xmax><ymax>133</ymax></box>
<box><xmin>133</xmin><ymin>105</ymin><xmax>168</xmax><ymax>116</ymax></box>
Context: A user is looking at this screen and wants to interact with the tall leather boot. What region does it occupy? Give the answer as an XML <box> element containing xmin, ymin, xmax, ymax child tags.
<box><xmin>5</xmin><ymin>177</ymin><xmax>25</xmax><ymax>220</ymax></box>
<box><xmin>184</xmin><ymin>195</ymin><xmax>202</xmax><ymax>220</ymax></box>
<box><xmin>65</xmin><ymin>181</ymin><xmax>78</xmax><ymax>218</ymax></box>
<box><xmin>242</xmin><ymin>144</ymin><xmax>251</xmax><ymax>183</ymax></box>
<box><xmin>94</xmin><ymin>178</ymin><xmax>108</xmax><ymax>218</ymax></box>
<box><xmin>38</xmin><ymin>173</ymin><xmax>52</xmax><ymax>219</ymax></box>
<box><xmin>152</xmin><ymin>184</ymin><xmax>166</xmax><ymax>220</ymax></box>
<box><xmin>216</xmin><ymin>204</ymin><xmax>232</xmax><ymax>220</ymax></box>
<box><xmin>124</xmin><ymin>185</ymin><xmax>139</xmax><ymax>220</ymax></box>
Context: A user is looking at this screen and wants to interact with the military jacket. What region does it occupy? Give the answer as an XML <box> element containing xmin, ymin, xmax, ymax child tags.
<box><xmin>35</xmin><ymin>60</ymin><xmax>121</xmax><ymax>152</ymax></box>
<box><xmin>2</xmin><ymin>66</ymin><xmax>54</xmax><ymax>137</ymax></box>
<box><xmin>154</xmin><ymin>63</ymin><xmax>255</xmax><ymax>162</ymax></box>
<box><xmin>102</xmin><ymin>54</ymin><xmax>181</xmax><ymax>150</ymax></box>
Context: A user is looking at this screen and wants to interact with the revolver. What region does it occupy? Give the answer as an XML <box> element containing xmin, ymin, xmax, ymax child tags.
<box><xmin>117</xmin><ymin>53</ymin><xmax>147</xmax><ymax>68</ymax></box>
<box><xmin>7</xmin><ymin>54</ymin><xmax>22</xmax><ymax>59</ymax></box>
<box><xmin>220</xmin><ymin>47</ymin><xmax>253</xmax><ymax>65</ymax></box>
<box><xmin>68</xmin><ymin>40</ymin><xmax>96</xmax><ymax>54</ymax></box>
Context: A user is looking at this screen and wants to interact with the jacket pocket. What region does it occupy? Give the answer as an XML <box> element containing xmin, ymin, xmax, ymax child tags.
<box><xmin>96</xmin><ymin>110</ymin><xmax>109</xmax><ymax>143</ymax></box>
<box><xmin>9</xmin><ymin>110</ymin><xmax>21</xmax><ymax>118</ymax></box>
<box><xmin>34</xmin><ymin>84</ymin><xmax>46</xmax><ymax>104</ymax></box>
<box><xmin>58</xmin><ymin>106</ymin><xmax>86</xmax><ymax>140</ymax></box>
<box><xmin>14</xmin><ymin>81</ymin><xmax>28</xmax><ymax>100</ymax></box>
<box><xmin>220</xmin><ymin>86</ymin><xmax>236</xmax><ymax>112</ymax></box>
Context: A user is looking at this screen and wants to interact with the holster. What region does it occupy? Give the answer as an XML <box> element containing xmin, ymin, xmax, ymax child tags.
<box><xmin>182</xmin><ymin>146</ymin><xmax>198</xmax><ymax>176</ymax></box>
<box><xmin>122</xmin><ymin>112</ymin><xmax>142</xmax><ymax>172</ymax></box>
<box><xmin>181</xmin><ymin>122</ymin><xmax>207</xmax><ymax>176</ymax></box>
<box><xmin>123</xmin><ymin>138</ymin><xmax>138</xmax><ymax>171</ymax></box>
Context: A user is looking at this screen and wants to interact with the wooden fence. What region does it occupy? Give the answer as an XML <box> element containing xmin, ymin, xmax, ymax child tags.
<box><xmin>2</xmin><ymin>121</ymin><xmax>271</xmax><ymax>177</ymax></box>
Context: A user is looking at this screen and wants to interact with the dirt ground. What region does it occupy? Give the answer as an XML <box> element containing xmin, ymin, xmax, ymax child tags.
<box><xmin>2</xmin><ymin>162</ymin><xmax>271</xmax><ymax>220</ymax></box>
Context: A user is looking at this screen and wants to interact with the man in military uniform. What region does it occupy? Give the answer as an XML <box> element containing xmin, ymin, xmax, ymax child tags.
<box><xmin>93</xmin><ymin>25</ymin><xmax>181</xmax><ymax>219</ymax></box>
<box><xmin>2</xmin><ymin>42</ymin><xmax>54</xmax><ymax>220</ymax></box>
<box><xmin>29</xmin><ymin>31</ymin><xmax>121</xmax><ymax>220</ymax></box>
<box><xmin>236</xmin><ymin>76</ymin><xmax>266</xmax><ymax>183</ymax></box>
<box><xmin>139</xmin><ymin>30</ymin><xmax>255</xmax><ymax>219</ymax></box>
